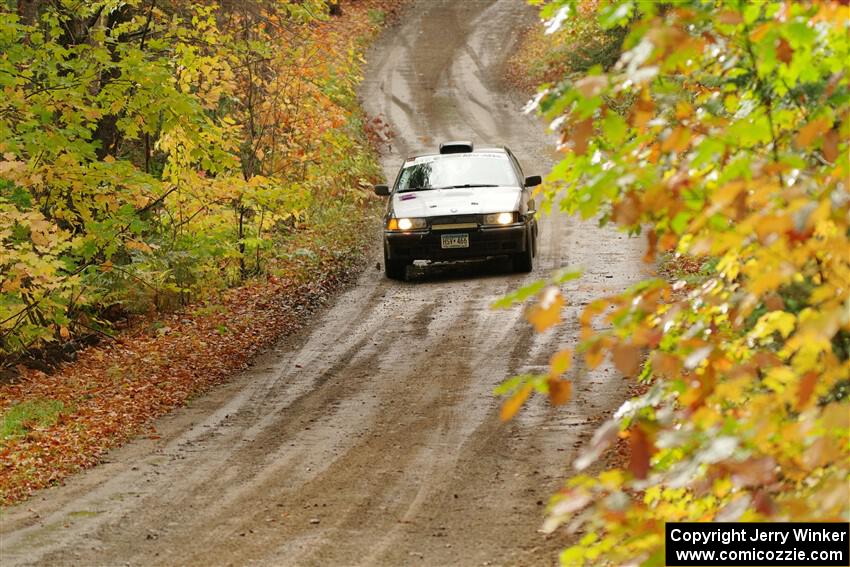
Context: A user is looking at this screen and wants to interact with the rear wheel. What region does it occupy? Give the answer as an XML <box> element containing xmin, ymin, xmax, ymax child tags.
<box><xmin>384</xmin><ymin>247</ymin><xmax>408</xmax><ymax>280</ymax></box>
<box><xmin>512</xmin><ymin>228</ymin><xmax>534</xmax><ymax>273</ymax></box>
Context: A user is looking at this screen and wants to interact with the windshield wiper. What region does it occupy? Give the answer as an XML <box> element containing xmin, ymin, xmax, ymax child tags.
<box><xmin>434</xmin><ymin>184</ymin><xmax>499</xmax><ymax>189</ymax></box>
<box><xmin>398</xmin><ymin>183</ymin><xmax>500</xmax><ymax>193</ymax></box>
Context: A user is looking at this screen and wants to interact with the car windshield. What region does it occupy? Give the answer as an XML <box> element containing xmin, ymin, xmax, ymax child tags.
<box><xmin>396</xmin><ymin>153</ymin><xmax>518</xmax><ymax>192</ymax></box>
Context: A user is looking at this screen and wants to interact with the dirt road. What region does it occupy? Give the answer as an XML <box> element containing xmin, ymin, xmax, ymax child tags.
<box><xmin>0</xmin><ymin>1</ymin><xmax>644</xmax><ymax>565</ymax></box>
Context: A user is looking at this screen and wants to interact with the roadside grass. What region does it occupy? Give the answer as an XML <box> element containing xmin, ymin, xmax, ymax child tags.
<box><xmin>1</xmin><ymin>399</ymin><xmax>67</xmax><ymax>439</ymax></box>
<box><xmin>368</xmin><ymin>8</ymin><xmax>386</xmax><ymax>26</ymax></box>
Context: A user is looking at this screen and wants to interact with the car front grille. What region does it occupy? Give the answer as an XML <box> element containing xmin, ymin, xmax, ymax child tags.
<box><xmin>428</xmin><ymin>214</ymin><xmax>479</xmax><ymax>226</ymax></box>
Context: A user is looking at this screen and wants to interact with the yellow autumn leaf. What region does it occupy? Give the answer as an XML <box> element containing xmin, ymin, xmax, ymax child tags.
<box><xmin>29</xmin><ymin>218</ymin><xmax>52</xmax><ymax>247</ymax></box>
<box><xmin>2</xmin><ymin>274</ymin><xmax>22</xmax><ymax>292</ymax></box>
<box><xmin>549</xmin><ymin>349</ymin><xmax>573</xmax><ymax>377</ymax></box>
<box><xmin>753</xmin><ymin>214</ymin><xmax>792</xmax><ymax>242</ymax></box>
<box><xmin>599</xmin><ymin>469</ymin><xmax>624</xmax><ymax>489</ymax></box>
<box><xmin>749</xmin><ymin>311</ymin><xmax>797</xmax><ymax>344</ymax></box>
<box><xmin>748</xmin><ymin>269</ymin><xmax>789</xmax><ymax>296</ymax></box>
<box><xmin>714</xmin><ymin>376</ymin><xmax>749</xmax><ymax>403</ymax></box>
<box><xmin>790</xmin><ymin>335</ymin><xmax>831</xmax><ymax>374</ymax></box>
<box><xmin>763</xmin><ymin>366</ymin><xmax>795</xmax><ymax>394</ymax></box>
<box><xmin>822</xmin><ymin>402</ymin><xmax>850</xmax><ymax>431</ymax></box>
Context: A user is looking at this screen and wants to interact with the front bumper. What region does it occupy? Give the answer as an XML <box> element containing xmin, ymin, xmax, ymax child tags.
<box><xmin>384</xmin><ymin>224</ymin><xmax>528</xmax><ymax>262</ymax></box>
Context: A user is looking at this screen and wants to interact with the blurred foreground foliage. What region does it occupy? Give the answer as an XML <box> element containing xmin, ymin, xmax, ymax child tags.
<box><xmin>506</xmin><ymin>0</ymin><xmax>849</xmax><ymax>564</ymax></box>
<box><xmin>0</xmin><ymin>0</ymin><xmax>385</xmax><ymax>359</ymax></box>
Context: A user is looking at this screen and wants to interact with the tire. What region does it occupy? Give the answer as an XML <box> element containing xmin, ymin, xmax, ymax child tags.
<box><xmin>512</xmin><ymin>228</ymin><xmax>534</xmax><ymax>273</ymax></box>
<box><xmin>531</xmin><ymin>221</ymin><xmax>539</xmax><ymax>257</ymax></box>
<box><xmin>384</xmin><ymin>247</ymin><xmax>408</xmax><ymax>280</ymax></box>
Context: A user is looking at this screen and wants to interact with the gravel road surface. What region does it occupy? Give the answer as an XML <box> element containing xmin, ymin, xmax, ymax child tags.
<box><xmin>0</xmin><ymin>1</ymin><xmax>644</xmax><ymax>565</ymax></box>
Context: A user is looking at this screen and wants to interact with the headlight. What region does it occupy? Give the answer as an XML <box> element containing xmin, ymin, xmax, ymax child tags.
<box><xmin>483</xmin><ymin>212</ymin><xmax>516</xmax><ymax>225</ymax></box>
<box><xmin>387</xmin><ymin>217</ymin><xmax>427</xmax><ymax>231</ymax></box>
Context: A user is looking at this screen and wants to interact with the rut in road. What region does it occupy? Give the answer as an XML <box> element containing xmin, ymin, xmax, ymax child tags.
<box><xmin>0</xmin><ymin>1</ymin><xmax>645</xmax><ymax>565</ymax></box>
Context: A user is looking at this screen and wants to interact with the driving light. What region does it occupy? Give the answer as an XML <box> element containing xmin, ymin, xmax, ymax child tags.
<box><xmin>388</xmin><ymin>217</ymin><xmax>426</xmax><ymax>231</ymax></box>
<box><xmin>484</xmin><ymin>212</ymin><xmax>515</xmax><ymax>225</ymax></box>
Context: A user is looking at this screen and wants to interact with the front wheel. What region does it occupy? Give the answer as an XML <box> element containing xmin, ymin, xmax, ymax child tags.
<box><xmin>512</xmin><ymin>229</ymin><xmax>534</xmax><ymax>273</ymax></box>
<box><xmin>532</xmin><ymin>220</ymin><xmax>539</xmax><ymax>257</ymax></box>
<box><xmin>384</xmin><ymin>248</ymin><xmax>408</xmax><ymax>280</ymax></box>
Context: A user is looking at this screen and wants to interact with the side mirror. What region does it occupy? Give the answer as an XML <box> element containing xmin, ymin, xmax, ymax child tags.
<box><xmin>374</xmin><ymin>184</ymin><xmax>390</xmax><ymax>196</ymax></box>
<box><xmin>524</xmin><ymin>175</ymin><xmax>542</xmax><ymax>188</ymax></box>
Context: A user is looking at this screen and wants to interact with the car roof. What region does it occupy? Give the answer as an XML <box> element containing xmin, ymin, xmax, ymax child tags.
<box><xmin>403</xmin><ymin>147</ymin><xmax>510</xmax><ymax>163</ymax></box>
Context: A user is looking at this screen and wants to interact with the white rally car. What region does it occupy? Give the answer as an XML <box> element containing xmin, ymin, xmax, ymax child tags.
<box><xmin>374</xmin><ymin>142</ymin><xmax>540</xmax><ymax>280</ymax></box>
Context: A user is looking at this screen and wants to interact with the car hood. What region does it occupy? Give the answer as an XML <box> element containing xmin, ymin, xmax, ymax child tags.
<box><xmin>391</xmin><ymin>186</ymin><xmax>521</xmax><ymax>218</ymax></box>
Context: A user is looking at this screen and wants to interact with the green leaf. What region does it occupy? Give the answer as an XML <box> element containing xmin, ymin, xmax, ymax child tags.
<box><xmin>554</xmin><ymin>268</ymin><xmax>583</xmax><ymax>284</ymax></box>
<box><xmin>492</xmin><ymin>280</ymin><xmax>546</xmax><ymax>309</ymax></box>
<box><xmin>602</xmin><ymin>112</ymin><xmax>628</xmax><ymax>146</ymax></box>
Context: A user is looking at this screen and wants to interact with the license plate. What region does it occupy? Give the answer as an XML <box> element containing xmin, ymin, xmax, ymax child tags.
<box><xmin>441</xmin><ymin>233</ymin><xmax>469</xmax><ymax>249</ymax></box>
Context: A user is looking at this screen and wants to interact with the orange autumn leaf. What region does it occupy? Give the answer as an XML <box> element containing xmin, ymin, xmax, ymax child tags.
<box><xmin>777</xmin><ymin>37</ymin><xmax>793</xmax><ymax>64</ymax></box>
<box><xmin>717</xmin><ymin>10</ymin><xmax>742</xmax><ymax>24</ymax></box>
<box><xmin>501</xmin><ymin>383</ymin><xmax>533</xmax><ymax>421</ymax></box>
<box><xmin>650</xmin><ymin>351</ymin><xmax>681</xmax><ymax>378</ymax></box>
<box><xmin>574</xmin><ymin>75</ymin><xmax>608</xmax><ymax>98</ymax></box>
<box><xmin>612</xmin><ymin>343</ymin><xmax>641</xmax><ymax>377</ymax></box>
<box><xmin>547</xmin><ymin>377</ymin><xmax>572</xmax><ymax>405</ymax></box>
<box><xmin>628</xmin><ymin>426</ymin><xmax>654</xmax><ymax>480</ymax></box>
<box><xmin>527</xmin><ymin>286</ymin><xmax>565</xmax><ymax>332</ymax></box>
<box><xmin>612</xmin><ymin>192</ymin><xmax>641</xmax><ymax>226</ymax></box>
<box><xmin>564</xmin><ymin>118</ymin><xmax>594</xmax><ymax>155</ymax></box>
<box><xmin>794</xmin><ymin>117</ymin><xmax>830</xmax><ymax>149</ymax></box>
<box><xmin>642</xmin><ymin>230</ymin><xmax>658</xmax><ymax>264</ymax></box>
<box><xmin>631</xmin><ymin>93</ymin><xmax>655</xmax><ymax>132</ymax></box>
<box><xmin>550</xmin><ymin>348</ymin><xmax>573</xmax><ymax>377</ymax></box>
<box><xmin>661</xmin><ymin>126</ymin><xmax>692</xmax><ymax>153</ymax></box>
<box><xmin>796</xmin><ymin>371</ymin><xmax>819</xmax><ymax>411</ymax></box>
<box><xmin>585</xmin><ymin>339</ymin><xmax>607</xmax><ymax>369</ymax></box>
<box><xmin>822</xmin><ymin>129</ymin><xmax>840</xmax><ymax>162</ymax></box>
